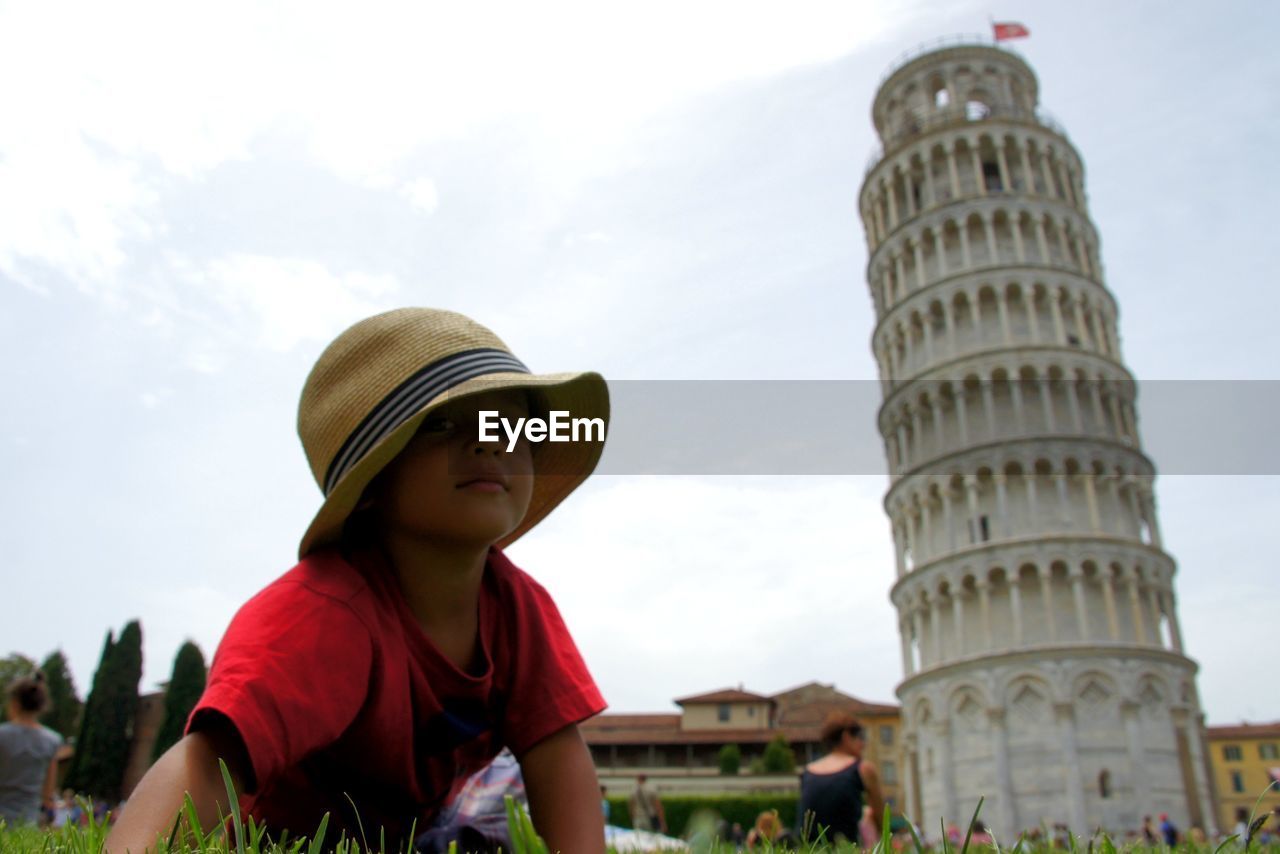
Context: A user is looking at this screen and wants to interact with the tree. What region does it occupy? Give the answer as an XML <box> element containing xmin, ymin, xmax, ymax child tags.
<box><xmin>717</xmin><ymin>743</ymin><xmax>741</xmax><ymax>776</ymax></box>
<box><xmin>152</xmin><ymin>641</ymin><xmax>207</xmax><ymax>760</ymax></box>
<box><xmin>0</xmin><ymin>653</ymin><xmax>37</xmax><ymax>722</ymax></box>
<box><xmin>39</xmin><ymin>650</ymin><xmax>82</xmax><ymax>739</ymax></box>
<box><xmin>65</xmin><ymin>630</ymin><xmax>114</xmax><ymax>791</ymax></box>
<box><xmin>66</xmin><ymin>621</ymin><xmax>143</xmax><ymax>800</ymax></box>
<box><xmin>762</xmin><ymin>734</ymin><xmax>795</xmax><ymax>774</ymax></box>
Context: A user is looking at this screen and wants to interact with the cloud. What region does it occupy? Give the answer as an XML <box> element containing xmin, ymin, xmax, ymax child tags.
<box><xmin>507</xmin><ymin>475</ymin><xmax>899</xmax><ymax>710</ymax></box>
<box><xmin>401</xmin><ymin>177</ymin><xmax>440</xmax><ymax>215</ymax></box>
<box><xmin>181</xmin><ymin>254</ymin><xmax>402</xmax><ymax>353</ymax></box>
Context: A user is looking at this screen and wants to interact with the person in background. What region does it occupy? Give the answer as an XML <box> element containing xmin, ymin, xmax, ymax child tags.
<box><xmin>628</xmin><ymin>774</ymin><xmax>665</xmax><ymax>833</ymax></box>
<box><xmin>0</xmin><ymin>673</ymin><xmax>63</xmax><ymax>827</ymax></box>
<box><xmin>1234</xmin><ymin>807</ymin><xmax>1249</xmax><ymax>842</ymax></box>
<box><xmin>600</xmin><ymin>785</ymin><xmax>610</xmax><ymax>824</ymax></box>
<box><xmin>798</xmin><ymin>711</ymin><xmax>886</xmax><ymax>845</ymax></box>
<box><xmin>1141</xmin><ymin>815</ymin><xmax>1157</xmax><ymax>844</ymax></box>
<box><xmin>1159</xmin><ymin>812</ymin><xmax>1178</xmax><ymax>846</ymax></box>
<box><xmin>745</xmin><ymin>809</ymin><xmax>784</xmax><ymax>849</ymax></box>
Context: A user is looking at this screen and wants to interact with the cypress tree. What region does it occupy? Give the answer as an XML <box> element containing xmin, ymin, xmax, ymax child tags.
<box><xmin>66</xmin><ymin>621</ymin><xmax>143</xmax><ymax>800</ymax></box>
<box><xmin>65</xmin><ymin>631</ymin><xmax>113</xmax><ymax>791</ymax></box>
<box><xmin>152</xmin><ymin>641</ymin><xmax>207</xmax><ymax>760</ymax></box>
<box><xmin>38</xmin><ymin>650</ymin><xmax>82</xmax><ymax>739</ymax></box>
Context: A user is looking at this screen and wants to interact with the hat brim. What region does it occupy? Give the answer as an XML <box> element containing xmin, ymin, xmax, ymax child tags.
<box><xmin>298</xmin><ymin>370</ymin><xmax>608</xmax><ymax>557</ymax></box>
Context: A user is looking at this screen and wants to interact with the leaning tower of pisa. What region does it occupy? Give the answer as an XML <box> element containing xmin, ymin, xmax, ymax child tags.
<box><xmin>858</xmin><ymin>39</ymin><xmax>1216</xmax><ymax>838</ymax></box>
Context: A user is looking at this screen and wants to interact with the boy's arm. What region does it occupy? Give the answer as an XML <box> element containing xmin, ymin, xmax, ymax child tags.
<box><xmin>521</xmin><ymin>722</ymin><xmax>605</xmax><ymax>854</ymax></box>
<box><xmin>105</xmin><ymin>718</ymin><xmax>251</xmax><ymax>853</ymax></box>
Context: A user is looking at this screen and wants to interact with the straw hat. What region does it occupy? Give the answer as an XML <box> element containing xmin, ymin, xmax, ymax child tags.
<box><xmin>296</xmin><ymin>307</ymin><xmax>608</xmax><ymax>557</ymax></box>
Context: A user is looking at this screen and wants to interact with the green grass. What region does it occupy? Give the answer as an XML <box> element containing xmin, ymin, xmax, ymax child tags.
<box><xmin>3</xmin><ymin>783</ymin><xmax>1278</xmax><ymax>854</ymax></box>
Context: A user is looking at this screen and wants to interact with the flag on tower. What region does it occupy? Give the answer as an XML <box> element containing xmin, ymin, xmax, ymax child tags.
<box><xmin>992</xmin><ymin>21</ymin><xmax>1030</xmax><ymax>41</ymax></box>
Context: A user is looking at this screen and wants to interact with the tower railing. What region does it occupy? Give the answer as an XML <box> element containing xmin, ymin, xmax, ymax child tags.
<box><xmin>864</xmin><ymin>104</ymin><xmax>1071</xmax><ymax>175</ymax></box>
<box><xmin>877</xmin><ymin>34</ymin><xmax>1026</xmax><ymax>85</ymax></box>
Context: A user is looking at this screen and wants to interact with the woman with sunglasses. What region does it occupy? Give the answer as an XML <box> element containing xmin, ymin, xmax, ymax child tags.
<box><xmin>798</xmin><ymin>712</ymin><xmax>887</xmax><ymax>845</ymax></box>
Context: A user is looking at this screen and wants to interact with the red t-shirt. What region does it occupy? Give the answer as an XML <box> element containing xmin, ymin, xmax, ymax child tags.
<box><xmin>187</xmin><ymin>546</ymin><xmax>604</xmax><ymax>844</ymax></box>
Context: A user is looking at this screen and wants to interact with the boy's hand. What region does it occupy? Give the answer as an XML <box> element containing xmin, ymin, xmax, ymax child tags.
<box><xmin>521</xmin><ymin>723</ymin><xmax>605</xmax><ymax>854</ymax></box>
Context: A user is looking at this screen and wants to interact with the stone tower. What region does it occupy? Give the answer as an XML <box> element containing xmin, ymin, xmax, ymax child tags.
<box><xmin>858</xmin><ymin>39</ymin><xmax>1216</xmax><ymax>838</ymax></box>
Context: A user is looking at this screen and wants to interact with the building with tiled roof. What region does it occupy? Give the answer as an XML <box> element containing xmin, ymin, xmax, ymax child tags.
<box><xmin>583</xmin><ymin>681</ymin><xmax>904</xmax><ymax>805</ymax></box>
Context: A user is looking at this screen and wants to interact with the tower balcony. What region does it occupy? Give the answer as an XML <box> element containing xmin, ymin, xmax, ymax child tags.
<box><xmin>865</xmin><ymin>103</ymin><xmax>1071</xmax><ymax>175</ymax></box>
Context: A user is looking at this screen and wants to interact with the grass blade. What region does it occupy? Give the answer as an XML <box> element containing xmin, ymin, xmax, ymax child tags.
<box><xmin>306</xmin><ymin>813</ymin><xmax>331</xmax><ymax>854</ymax></box>
<box><xmin>218</xmin><ymin>757</ymin><xmax>246</xmax><ymax>854</ymax></box>
<box><xmin>960</xmin><ymin>797</ymin><xmax>984</xmax><ymax>854</ymax></box>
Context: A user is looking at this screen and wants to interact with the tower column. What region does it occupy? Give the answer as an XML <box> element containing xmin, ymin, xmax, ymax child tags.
<box><xmin>930</xmin><ymin>596</ymin><xmax>944</xmax><ymax>663</ymax></box>
<box><xmin>1055</xmin><ymin>703</ymin><xmax>1088</xmax><ymax>833</ymax></box>
<box><xmin>900</xmin><ymin>616</ymin><xmax>915</xmax><ymax>674</ymax></box>
<box><xmin>937</xmin><ymin>720</ymin><xmax>959</xmax><ymax>823</ymax></box>
<box><xmin>1008</xmin><ymin>573</ymin><xmax>1024</xmax><ymax>645</ymax></box>
<box><xmin>1067</xmin><ymin>378</ymin><xmax>1083</xmax><ymax>432</ymax></box>
<box><xmin>1122</xmin><ymin>700</ymin><xmax>1152</xmax><ymax>817</ymax></box>
<box><xmin>946</xmin><ymin>145</ymin><xmax>962</xmax><ymax>199</ymax></box>
<box><xmin>995</xmin><ymin>143</ymin><xmax>1012</xmax><ymax>192</ymax></box>
<box><xmin>1070</xmin><ymin>566</ymin><xmax>1089</xmax><ymax>640</ymax></box>
<box><xmin>1164</xmin><ymin>591</ymin><xmax>1185</xmax><ymax>653</ymax></box>
<box><xmin>1025</xmin><ymin>287</ymin><xmax>1039</xmax><ymax>341</ymax></box>
<box><xmin>1127</xmin><ymin>568</ymin><xmax>1148</xmax><ymax>644</ymax></box>
<box><xmin>987</xmin><ymin>709</ymin><xmax>1018</xmax><ymax>834</ymax></box>
<box><xmin>1039</xmin><ymin>377</ymin><xmax>1056</xmax><ymax>431</ymax></box>
<box><xmin>977</xmin><ymin>577</ymin><xmax>993</xmax><ymax>650</ymax></box>
<box><xmin>1039</xmin><ymin>564</ymin><xmax>1058</xmax><ymax>642</ymax></box>
<box><xmin>1034</xmin><ymin>217</ymin><xmax>1050</xmax><ymax>265</ymax></box>
<box><xmin>1049</xmin><ymin>288</ymin><xmax>1067</xmax><ymax>344</ymax></box>
<box><xmin>1101</xmin><ymin>569</ymin><xmax>1121</xmax><ymax>640</ymax></box>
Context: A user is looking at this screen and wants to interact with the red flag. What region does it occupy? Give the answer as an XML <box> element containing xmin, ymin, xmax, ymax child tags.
<box><xmin>993</xmin><ymin>21</ymin><xmax>1030</xmax><ymax>41</ymax></box>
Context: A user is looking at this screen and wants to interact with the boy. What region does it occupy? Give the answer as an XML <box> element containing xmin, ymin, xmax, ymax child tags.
<box><xmin>107</xmin><ymin>308</ymin><xmax>610</xmax><ymax>852</ymax></box>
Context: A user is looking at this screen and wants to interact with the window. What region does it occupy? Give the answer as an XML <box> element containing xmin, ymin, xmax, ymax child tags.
<box><xmin>881</xmin><ymin>725</ymin><xmax>894</xmax><ymax>746</ymax></box>
<box><xmin>1231</xmin><ymin>771</ymin><xmax>1245</xmax><ymax>793</ymax></box>
<box><xmin>1223</xmin><ymin>745</ymin><xmax>1243</xmax><ymax>761</ymax></box>
<box><xmin>1260</xmin><ymin>743</ymin><xmax>1279</xmax><ymax>760</ymax></box>
<box><xmin>717</xmin><ymin>703</ymin><xmax>731</xmax><ymax>723</ymax></box>
<box><xmin>970</xmin><ymin>515</ymin><xmax>991</xmax><ymax>543</ymax></box>
<box><xmin>982</xmin><ymin>161</ymin><xmax>1002</xmax><ymax>192</ymax></box>
<box><xmin>747</xmin><ymin>706</ymin><xmax>756</xmax><ymax>717</ymax></box>
<box><xmin>882</xmin><ymin>760</ymin><xmax>898</xmax><ymax>785</ymax></box>
<box><xmin>1098</xmin><ymin>770</ymin><xmax>1111</xmax><ymax>799</ymax></box>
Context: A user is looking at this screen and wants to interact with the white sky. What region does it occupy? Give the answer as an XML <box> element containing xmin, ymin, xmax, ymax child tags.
<box><xmin>2</xmin><ymin>0</ymin><xmax>1278</xmax><ymax>727</ymax></box>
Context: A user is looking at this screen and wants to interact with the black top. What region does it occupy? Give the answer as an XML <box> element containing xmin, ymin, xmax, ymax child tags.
<box><xmin>798</xmin><ymin>759</ymin><xmax>864</xmax><ymax>843</ymax></box>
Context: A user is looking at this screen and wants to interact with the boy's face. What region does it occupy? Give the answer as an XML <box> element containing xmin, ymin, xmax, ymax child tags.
<box><xmin>368</xmin><ymin>389</ymin><xmax>535</xmax><ymax>549</ymax></box>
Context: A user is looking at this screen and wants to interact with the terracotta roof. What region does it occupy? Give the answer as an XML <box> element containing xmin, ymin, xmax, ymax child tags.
<box><xmin>674</xmin><ymin>688</ymin><xmax>773</xmax><ymax>705</ymax></box>
<box><xmin>584</xmin><ymin>724</ymin><xmax>822</xmax><ymax>746</ymax></box>
<box><xmin>771</xmin><ymin>682</ymin><xmax>900</xmax><ymax>715</ymax></box>
<box><xmin>580</xmin><ymin>714</ymin><xmax>680</xmax><ymax>733</ymax></box>
<box><xmin>1206</xmin><ymin>721</ymin><xmax>1280</xmax><ymax>740</ymax></box>
<box><xmin>776</xmin><ymin>699</ymin><xmax>899</xmax><ymax>726</ymax></box>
